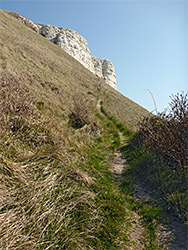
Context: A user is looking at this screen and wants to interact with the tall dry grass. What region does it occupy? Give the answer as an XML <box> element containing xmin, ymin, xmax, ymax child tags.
<box><xmin>0</xmin><ymin>74</ymin><xmax>101</xmax><ymax>249</ymax></box>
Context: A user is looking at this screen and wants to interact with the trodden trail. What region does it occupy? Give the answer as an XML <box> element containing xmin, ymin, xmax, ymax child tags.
<box><xmin>111</xmin><ymin>132</ymin><xmax>188</xmax><ymax>250</ymax></box>
<box><xmin>97</xmin><ymin>99</ymin><xmax>188</xmax><ymax>249</ymax></box>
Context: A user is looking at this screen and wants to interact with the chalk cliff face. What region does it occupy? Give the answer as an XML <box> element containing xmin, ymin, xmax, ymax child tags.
<box><xmin>56</xmin><ymin>29</ymin><xmax>95</xmax><ymax>74</ymax></box>
<box><xmin>92</xmin><ymin>57</ymin><xmax>117</xmax><ymax>89</ymax></box>
<box><xmin>40</xmin><ymin>25</ymin><xmax>60</xmax><ymax>41</ymax></box>
<box><xmin>18</xmin><ymin>15</ymin><xmax>117</xmax><ymax>90</ymax></box>
<box><xmin>18</xmin><ymin>15</ymin><xmax>42</xmax><ymax>33</ymax></box>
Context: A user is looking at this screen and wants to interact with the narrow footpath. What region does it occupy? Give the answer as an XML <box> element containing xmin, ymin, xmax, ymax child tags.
<box><xmin>97</xmin><ymin>99</ymin><xmax>188</xmax><ymax>250</ymax></box>
<box><xmin>111</xmin><ymin>131</ymin><xmax>188</xmax><ymax>250</ymax></box>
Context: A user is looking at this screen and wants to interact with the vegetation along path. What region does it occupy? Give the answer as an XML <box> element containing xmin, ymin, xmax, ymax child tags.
<box><xmin>98</xmin><ymin>99</ymin><xmax>188</xmax><ymax>249</ymax></box>
<box><xmin>0</xmin><ymin>11</ymin><xmax>187</xmax><ymax>249</ymax></box>
<box><xmin>111</xmin><ymin>128</ymin><xmax>188</xmax><ymax>249</ymax></box>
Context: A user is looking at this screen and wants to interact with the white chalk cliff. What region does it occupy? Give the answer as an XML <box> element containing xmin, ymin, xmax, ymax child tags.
<box><xmin>18</xmin><ymin>15</ymin><xmax>117</xmax><ymax>90</ymax></box>
<box><xmin>92</xmin><ymin>57</ymin><xmax>117</xmax><ymax>90</ymax></box>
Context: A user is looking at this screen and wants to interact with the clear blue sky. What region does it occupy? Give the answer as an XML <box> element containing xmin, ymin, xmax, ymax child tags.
<box><xmin>1</xmin><ymin>0</ymin><xmax>187</xmax><ymax>112</ymax></box>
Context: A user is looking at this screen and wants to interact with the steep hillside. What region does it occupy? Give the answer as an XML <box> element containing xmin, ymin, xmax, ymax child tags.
<box><xmin>1</xmin><ymin>9</ymin><xmax>187</xmax><ymax>250</ymax></box>
<box><xmin>0</xmin><ymin>10</ymin><xmax>162</xmax><ymax>250</ymax></box>
<box><xmin>0</xmin><ymin>10</ymin><xmax>148</xmax><ymax>129</ymax></box>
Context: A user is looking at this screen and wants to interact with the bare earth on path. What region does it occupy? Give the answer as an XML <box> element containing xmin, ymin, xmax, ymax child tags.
<box><xmin>96</xmin><ymin>99</ymin><xmax>188</xmax><ymax>249</ymax></box>
<box><xmin>110</xmin><ymin>134</ymin><xmax>145</xmax><ymax>249</ymax></box>
<box><xmin>134</xmin><ymin>177</ymin><xmax>188</xmax><ymax>250</ymax></box>
<box><xmin>110</xmin><ymin>132</ymin><xmax>188</xmax><ymax>250</ymax></box>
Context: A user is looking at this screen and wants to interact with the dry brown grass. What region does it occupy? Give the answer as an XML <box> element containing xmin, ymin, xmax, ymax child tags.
<box><xmin>0</xmin><ymin>74</ymin><xmax>101</xmax><ymax>249</ymax></box>
<box><xmin>0</xmin><ymin>74</ymin><xmax>55</xmax><ymax>149</ymax></box>
<box><xmin>0</xmin><ymin>9</ymin><xmax>151</xmax><ymax>249</ymax></box>
<box><xmin>0</xmin><ymin>9</ymin><xmax>148</xmax><ymax>129</ymax></box>
<box><xmin>0</xmin><ymin>161</ymin><xmax>99</xmax><ymax>249</ymax></box>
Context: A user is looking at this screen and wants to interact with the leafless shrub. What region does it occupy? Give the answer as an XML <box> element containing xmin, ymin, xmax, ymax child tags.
<box><xmin>69</xmin><ymin>93</ymin><xmax>90</xmax><ymax>129</ymax></box>
<box><xmin>138</xmin><ymin>92</ymin><xmax>188</xmax><ymax>170</ymax></box>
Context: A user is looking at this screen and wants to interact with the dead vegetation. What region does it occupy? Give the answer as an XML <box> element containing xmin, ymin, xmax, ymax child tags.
<box><xmin>139</xmin><ymin>92</ymin><xmax>188</xmax><ymax>170</ymax></box>
<box><xmin>69</xmin><ymin>93</ymin><xmax>91</xmax><ymax>129</ymax></box>
<box><xmin>0</xmin><ymin>74</ymin><xmax>102</xmax><ymax>249</ymax></box>
<box><xmin>0</xmin><ymin>74</ymin><xmax>132</xmax><ymax>249</ymax></box>
<box><xmin>0</xmin><ymin>9</ymin><xmax>148</xmax><ymax>129</ymax></box>
<box><xmin>1</xmin><ymin>10</ymin><xmax>171</xmax><ymax>250</ymax></box>
<box><xmin>133</xmin><ymin>93</ymin><xmax>188</xmax><ymax>225</ymax></box>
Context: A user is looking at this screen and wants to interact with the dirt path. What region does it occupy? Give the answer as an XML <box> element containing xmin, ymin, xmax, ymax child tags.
<box><xmin>110</xmin><ymin>133</ymin><xmax>145</xmax><ymax>249</ymax></box>
<box><xmin>134</xmin><ymin>177</ymin><xmax>188</xmax><ymax>250</ymax></box>
<box><xmin>97</xmin><ymin>100</ymin><xmax>188</xmax><ymax>250</ymax></box>
<box><xmin>96</xmin><ymin>99</ymin><xmax>103</xmax><ymax>112</ymax></box>
<box><xmin>110</xmin><ymin>151</ymin><xmax>125</xmax><ymax>185</ymax></box>
<box><xmin>111</xmin><ymin>132</ymin><xmax>188</xmax><ymax>250</ymax></box>
<box><xmin>110</xmin><ymin>132</ymin><xmax>127</xmax><ymax>183</ymax></box>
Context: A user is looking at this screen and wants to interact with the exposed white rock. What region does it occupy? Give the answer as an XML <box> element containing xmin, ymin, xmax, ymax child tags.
<box><xmin>17</xmin><ymin>14</ymin><xmax>117</xmax><ymax>90</ymax></box>
<box><xmin>92</xmin><ymin>57</ymin><xmax>104</xmax><ymax>78</ymax></box>
<box><xmin>92</xmin><ymin>57</ymin><xmax>117</xmax><ymax>90</ymax></box>
<box><xmin>56</xmin><ymin>29</ymin><xmax>95</xmax><ymax>74</ymax></box>
<box><xmin>102</xmin><ymin>59</ymin><xmax>117</xmax><ymax>90</ymax></box>
<box><xmin>39</xmin><ymin>25</ymin><xmax>60</xmax><ymax>41</ymax></box>
<box><xmin>18</xmin><ymin>15</ymin><xmax>42</xmax><ymax>33</ymax></box>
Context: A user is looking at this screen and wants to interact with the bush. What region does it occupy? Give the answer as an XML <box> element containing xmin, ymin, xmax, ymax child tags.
<box><xmin>69</xmin><ymin>93</ymin><xmax>90</xmax><ymax>129</ymax></box>
<box><xmin>132</xmin><ymin>92</ymin><xmax>188</xmax><ymax>223</ymax></box>
<box><xmin>138</xmin><ymin>92</ymin><xmax>188</xmax><ymax>170</ymax></box>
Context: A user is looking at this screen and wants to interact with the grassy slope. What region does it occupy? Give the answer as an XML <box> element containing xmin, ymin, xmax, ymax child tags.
<box><xmin>0</xmin><ymin>10</ymin><xmax>148</xmax><ymax>129</ymax></box>
<box><xmin>0</xmin><ymin>10</ymin><xmax>156</xmax><ymax>250</ymax></box>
